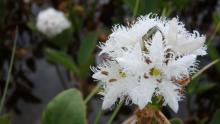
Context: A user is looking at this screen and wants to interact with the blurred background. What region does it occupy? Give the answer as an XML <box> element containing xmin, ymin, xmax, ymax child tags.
<box><xmin>0</xmin><ymin>0</ymin><xmax>220</xmax><ymax>124</ymax></box>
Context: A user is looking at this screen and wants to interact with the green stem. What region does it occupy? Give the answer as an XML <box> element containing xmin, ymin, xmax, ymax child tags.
<box><xmin>192</xmin><ymin>59</ymin><xmax>219</xmax><ymax>80</ymax></box>
<box><xmin>0</xmin><ymin>28</ymin><xmax>18</xmax><ymax>114</ymax></box>
<box><xmin>161</xmin><ymin>8</ymin><xmax>167</xmax><ymax>17</ymax></box>
<box><xmin>107</xmin><ymin>100</ymin><xmax>124</xmax><ymax>124</ymax></box>
<box><xmin>133</xmin><ymin>0</ymin><xmax>140</xmax><ymax>17</ymax></box>
<box><xmin>94</xmin><ymin>109</ymin><xmax>103</xmax><ymax>124</ymax></box>
<box><xmin>84</xmin><ymin>85</ymin><xmax>100</xmax><ymax>104</ymax></box>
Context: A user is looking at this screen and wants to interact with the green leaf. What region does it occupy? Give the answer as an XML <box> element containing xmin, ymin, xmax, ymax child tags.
<box><xmin>170</xmin><ymin>118</ymin><xmax>184</xmax><ymax>124</ymax></box>
<box><xmin>42</xmin><ymin>89</ymin><xmax>86</xmax><ymax>124</ymax></box>
<box><xmin>45</xmin><ymin>48</ymin><xmax>79</xmax><ymax>74</ymax></box>
<box><xmin>68</xmin><ymin>5</ymin><xmax>83</xmax><ymax>32</ymax></box>
<box><xmin>78</xmin><ymin>31</ymin><xmax>97</xmax><ymax>64</ymax></box>
<box><xmin>49</xmin><ymin>28</ymin><xmax>73</xmax><ymax>48</ymax></box>
<box><xmin>187</xmin><ymin>80</ymin><xmax>216</xmax><ymax>95</ymax></box>
<box><xmin>210</xmin><ymin>109</ymin><xmax>220</xmax><ymax>124</ymax></box>
<box><xmin>123</xmin><ymin>0</ymin><xmax>164</xmax><ymax>16</ymax></box>
<box><xmin>79</xmin><ymin>56</ymin><xmax>94</xmax><ymax>78</ymax></box>
<box><xmin>196</xmin><ymin>83</ymin><xmax>216</xmax><ymax>94</ymax></box>
<box><xmin>0</xmin><ymin>114</ymin><xmax>11</xmax><ymax>124</ymax></box>
<box><xmin>78</xmin><ymin>31</ymin><xmax>97</xmax><ymax>77</ymax></box>
<box><xmin>213</xmin><ymin>12</ymin><xmax>220</xmax><ymax>34</ymax></box>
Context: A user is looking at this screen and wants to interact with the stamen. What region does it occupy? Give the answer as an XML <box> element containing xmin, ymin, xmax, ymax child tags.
<box><xmin>144</xmin><ymin>73</ymin><xmax>149</xmax><ymax>79</ymax></box>
<box><xmin>149</xmin><ymin>68</ymin><xmax>161</xmax><ymax>77</ymax></box>
<box><xmin>164</xmin><ymin>48</ymin><xmax>174</xmax><ymax>64</ymax></box>
<box><xmin>101</xmin><ymin>71</ymin><xmax>109</xmax><ymax>76</ymax></box>
<box><xmin>109</xmin><ymin>78</ymin><xmax>117</xmax><ymax>83</ymax></box>
<box><xmin>145</xmin><ymin>58</ymin><xmax>152</xmax><ymax>64</ymax></box>
<box><xmin>119</xmin><ymin>70</ymin><xmax>126</xmax><ymax>78</ymax></box>
<box><xmin>156</xmin><ymin>79</ymin><xmax>162</xmax><ymax>83</ymax></box>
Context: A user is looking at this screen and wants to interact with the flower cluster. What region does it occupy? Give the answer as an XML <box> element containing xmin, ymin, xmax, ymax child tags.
<box><xmin>92</xmin><ymin>14</ymin><xmax>206</xmax><ymax>112</ymax></box>
<box><xmin>36</xmin><ymin>8</ymin><xmax>71</xmax><ymax>38</ymax></box>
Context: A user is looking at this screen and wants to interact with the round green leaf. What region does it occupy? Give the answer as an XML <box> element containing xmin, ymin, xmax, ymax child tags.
<box><xmin>41</xmin><ymin>89</ymin><xmax>86</xmax><ymax>124</ymax></box>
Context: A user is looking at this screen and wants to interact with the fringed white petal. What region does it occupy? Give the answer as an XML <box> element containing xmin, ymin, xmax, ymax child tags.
<box><xmin>116</xmin><ymin>43</ymin><xmax>147</xmax><ymax>74</ymax></box>
<box><xmin>102</xmin><ymin>77</ymin><xmax>136</xmax><ymax>109</ymax></box>
<box><xmin>102</xmin><ymin>87</ymin><xmax>121</xmax><ymax>109</ymax></box>
<box><xmin>192</xmin><ymin>45</ymin><xmax>207</xmax><ymax>56</ymax></box>
<box><xmin>177</xmin><ymin>36</ymin><xmax>206</xmax><ymax>55</ymax></box>
<box><xmin>130</xmin><ymin>79</ymin><xmax>157</xmax><ymax>109</ymax></box>
<box><xmin>167</xmin><ymin>18</ymin><xmax>178</xmax><ymax>46</ymax></box>
<box><xmin>165</xmin><ymin>54</ymin><xmax>197</xmax><ymax>79</ymax></box>
<box><xmin>158</xmin><ymin>81</ymin><xmax>181</xmax><ymax>113</ymax></box>
<box><xmin>148</xmin><ymin>31</ymin><xmax>165</xmax><ymax>64</ymax></box>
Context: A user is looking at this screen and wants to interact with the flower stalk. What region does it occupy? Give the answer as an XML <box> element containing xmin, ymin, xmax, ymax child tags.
<box><xmin>135</xmin><ymin>107</ymin><xmax>170</xmax><ymax>124</ymax></box>
<box><xmin>0</xmin><ymin>27</ymin><xmax>18</xmax><ymax>114</ymax></box>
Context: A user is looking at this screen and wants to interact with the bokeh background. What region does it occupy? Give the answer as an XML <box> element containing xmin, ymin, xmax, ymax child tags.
<box><xmin>0</xmin><ymin>0</ymin><xmax>220</xmax><ymax>124</ymax></box>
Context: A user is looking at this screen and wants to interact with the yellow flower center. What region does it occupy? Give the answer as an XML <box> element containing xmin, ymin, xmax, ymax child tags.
<box><xmin>119</xmin><ymin>70</ymin><xmax>126</xmax><ymax>78</ymax></box>
<box><xmin>149</xmin><ymin>67</ymin><xmax>161</xmax><ymax>77</ymax></box>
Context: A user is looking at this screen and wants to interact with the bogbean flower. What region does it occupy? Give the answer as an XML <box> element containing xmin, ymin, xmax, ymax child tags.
<box><xmin>92</xmin><ymin>14</ymin><xmax>206</xmax><ymax>113</ymax></box>
<box><xmin>36</xmin><ymin>8</ymin><xmax>71</xmax><ymax>38</ymax></box>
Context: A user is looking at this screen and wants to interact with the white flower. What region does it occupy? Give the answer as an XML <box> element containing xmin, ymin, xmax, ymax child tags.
<box><xmin>92</xmin><ymin>14</ymin><xmax>206</xmax><ymax>113</ymax></box>
<box><xmin>36</xmin><ymin>8</ymin><xmax>71</xmax><ymax>38</ymax></box>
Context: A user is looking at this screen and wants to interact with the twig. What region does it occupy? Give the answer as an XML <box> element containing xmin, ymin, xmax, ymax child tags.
<box><xmin>94</xmin><ymin>109</ymin><xmax>103</xmax><ymax>124</ymax></box>
<box><xmin>84</xmin><ymin>85</ymin><xmax>100</xmax><ymax>104</ymax></box>
<box><xmin>0</xmin><ymin>27</ymin><xmax>18</xmax><ymax>114</ymax></box>
<box><xmin>107</xmin><ymin>100</ymin><xmax>124</xmax><ymax>124</ymax></box>
<box><xmin>192</xmin><ymin>59</ymin><xmax>219</xmax><ymax>80</ymax></box>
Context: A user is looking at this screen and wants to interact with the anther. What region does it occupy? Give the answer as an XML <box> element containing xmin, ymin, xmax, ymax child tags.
<box><xmin>101</xmin><ymin>71</ymin><xmax>109</xmax><ymax>76</ymax></box>
<box><xmin>109</xmin><ymin>78</ymin><xmax>117</xmax><ymax>83</ymax></box>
